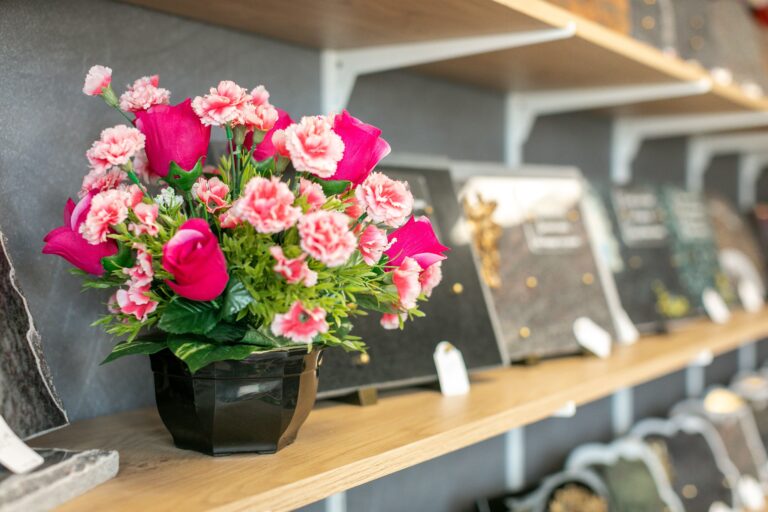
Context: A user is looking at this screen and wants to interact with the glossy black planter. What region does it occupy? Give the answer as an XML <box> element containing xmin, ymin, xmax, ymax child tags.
<box><xmin>150</xmin><ymin>347</ymin><xmax>322</xmax><ymax>456</ymax></box>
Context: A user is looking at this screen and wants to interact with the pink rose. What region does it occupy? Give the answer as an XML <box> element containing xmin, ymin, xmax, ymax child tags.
<box><xmin>251</xmin><ymin>109</ymin><xmax>293</xmax><ymax>160</ymax></box>
<box><xmin>192</xmin><ymin>80</ymin><xmax>250</xmax><ymax>126</ymax></box>
<box><xmin>119</xmin><ymin>75</ymin><xmax>171</xmax><ymax>113</ymax></box>
<box><xmin>298</xmin><ymin>178</ymin><xmax>326</xmax><ymax>212</ymax></box>
<box><xmin>192</xmin><ymin>177</ymin><xmax>230</xmax><ymax>213</ymax></box>
<box><xmin>355</xmin><ymin>172</ymin><xmax>413</xmax><ymax>227</ymax></box>
<box><xmin>230</xmin><ymin>176</ymin><xmax>301</xmax><ymax>233</ymax></box>
<box><xmin>162</xmin><ymin>218</ymin><xmax>229</xmax><ymax>301</ymax></box>
<box><xmin>80</xmin><ymin>168</ymin><xmax>127</xmax><ymax>197</ymax></box>
<box><xmin>328</xmin><ymin>110</ymin><xmax>391</xmax><ymax>185</ymax></box>
<box><xmin>358</xmin><ymin>224</ymin><xmax>389</xmax><ymax>265</ymax></box>
<box><xmin>271</xmin><ymin>300</ymin><xmax>329</xmax><ymax>344</ymax></box>
<box><xmin>86</xmin><ymin>125</ymin><xmax>145</xmax><ymax>173</ymax></box>
<box><xmin>282</xmin><ymin>116</ymin><xmax>344</xmax><ymax>178</ymax></box>
<box><xmin>380</xmin><ymin>312</ymin><xmax>406</xmax><ymax>330</ymax></box>
<box><xmin>392</xmin><ymin>257</ymin><xmax>421</xmax><ymax>310</ymax></box>
<box><xmin>83</xmin><ymin>65</ymin><xmax>112</xmax><ymax>96</ymax></box>
<box><xmin>42</xmin><ymin>194</ymin><xmax>118</xmax><ymax>276</ymax></box>
<box><xmin>419</xmin><ymin>261</ymin><xmax>443</xmax><ymax>297</ymax></box>
<box><xmin>385</xmin><ymin>216</ymin><xmax>449</xmax><ymax>269</ymax></box>
<box><xmin>298</xmin><ymin>210</ymin><xmax>356</xmax><ymax>267</ymax></box>
<box><xmin>270</xmin><ymin>246</ymin><xmax>317</xmax><ymax>287</ymax></box>
<box><xmin>135</xmin><ymin>98</ymin><xmax>211</xmax><ymax>178</ymax></box>
<box><xmin>129</xmin><ymin>202</ymin><xmax>159</xmax><ymax>236</ymax></box>
<box><xmin>79</xmin><ymin>188</ymin><xmax>131</xmax><ymax>244</ymax></box>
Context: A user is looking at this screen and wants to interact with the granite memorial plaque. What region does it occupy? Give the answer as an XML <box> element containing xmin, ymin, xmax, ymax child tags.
<box><xmin>457</xmin><ymin>166</ymin><xmax>617</xmax><ymax>362</ymax></box>
<box><xmin>317</xmin><ymin>165</ymin><xmax>504</xmax><ymax>398</ymax></box>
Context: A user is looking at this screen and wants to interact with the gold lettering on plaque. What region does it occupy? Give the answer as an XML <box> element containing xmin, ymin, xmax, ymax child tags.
<box><xmin>549</xmin><ymin>484</ymin><xmax>608</xmax><ymax>512</ymax></box>
<box><xmin>463</xmin><ymin>194</ymin><xmax>502</xmax><ymax>289</ymax></box>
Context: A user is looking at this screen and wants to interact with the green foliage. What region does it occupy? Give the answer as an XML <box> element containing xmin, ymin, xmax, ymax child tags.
<box><xmin>319</xmin><ymin>179</ymin><xmax>351</xmax><ymax>196</ymax></box>
<box><xmin>157</xmin><ymin>298</ymin><xmax>219</xmax><ymax>335</ymax></box>
<box><xmin>220</xmin><ymin>278</ymin><xmax>254</xmax><ymax>320</ymax></box>
<box><xmin>167</xmin><ymin>335</ymin><xmax>263</xmax><ymax>373</ymax></box>
<box><xmin>101</xmin><ymin>338</ymin><xmax>166</xmax><ymax>364</ymax></box>
<box><xmin>164</xmin><ymin>158</ymin><xmax>204</xmax><ymax>191</ymax></box>
<box><xmin>101</xmin><ymin>242</ymin><xmax>135</xmax><ymax>273</ymax></box>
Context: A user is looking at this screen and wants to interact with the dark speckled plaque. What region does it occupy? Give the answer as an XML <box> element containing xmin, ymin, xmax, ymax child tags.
<box><xmin>0</xmin><ymin>232</ymin><xmax>66</xmax><ymax>438</ymax></box>
<box><xmin>317</xmin><ymin>166</ymin><xmax>504</xmax><ymax>398</ymax></box>
<box><xmin>459</xmin><ymin>169</ymin><xmax>616</xmax><ymax>362</ymax></box>
<box><xmin>605</xmin><ymin>186</ymin><xmax>692</xmax><ymax>332</ymax></box>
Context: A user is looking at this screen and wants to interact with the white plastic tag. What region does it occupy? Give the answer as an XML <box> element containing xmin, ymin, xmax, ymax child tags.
<box><xmin>433</xmin><ymin>342</ymin><xmax>470</xmax><ymax>397</ymax></box>
<box><xmin>573</xmin><ymin>317</ymin><xmax>612</xmax><ymax>359</ymax></box>
<box><xmin>551</xmin><ymin>401</ymin><xmax>577</xmax><ymax>418</ymax></box>
<box><xmin>739</xmin><ymin>279</ymin><xmax>765</xmax><ymax>313</ymax></box>
<box><xmin>703</xmin><ymin>288</ymin><xmax>731</xmax><ymax>324</ymax></box>
<box><xmin>615</xmin><ymin>308</ymin><xmax>639</xmax><ymax>346</ymax></box>
<box><xmin>738</xmin><ymin>475</ymin><xmax>766</xmax><ymax>511</ymax></box>
<box><xmin>691</xmin><ymin>349</ymin><xmax>714</xmax><ymax>367</ymax></box>
<box><xmin>708</xmin><ymin>501</ymin><xmax>731</xmax><ymax>512</ymax></box>
<box><xmin>0</xmin><ymin>416</ymin><xmax>43</xmax><ymax>474</ymax></box>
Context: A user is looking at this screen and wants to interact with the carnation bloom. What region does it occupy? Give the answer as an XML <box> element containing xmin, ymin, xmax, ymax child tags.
<box><xmin>270</xmin><ymin>246</ymin><xmax>317</xmax><ymax>287</ymax></box>
<box><xmin>385</xmin><ymin>215</ymin><xmax>449</xmax><ymax>269</ymax></box>
<box><xmin>192</xmin><ymin>80</ymin><xmax>250</xmax><ymax>126</ymax></box>
<box><xmin>241</xmin><ymin>101</ymin><xmax>279</xmax><ymax>132</ymax></box>
<box><xmin>42</xmin><ymin>194</ymin><xmax>118</xmax><ymax>276</ymax></box>
<box><xmin>328</xmin><ymin>110</ymin><xmax>391</xmax><ymax>185</ymax></box>
<box><xmin>355</xmin><ymin>172</ymin><xmax>413</xmax><ymax>227</ymax></box>
<box><xmin>192</xmin><ymin>177</ymin><xmax>230</xmax><ymax>213</ymax></box>
<box><xmin>380</xmin><ymin>312</ymin><xmax>406</xmax><ymax>330</ymax></box>
<box><xmin>119</xmin><ymin>75</ymin><xmax>171</xmax><ymax>113</ymax></box>
<box><xmin>298</xmin><ymin>210</ymin><xmax>356</xmax><ymax>267</ymax></box>
<box><xmin>271</xmin><ymin>300</ymin><xmax>329</xmax><ymax>344</ymax></box>
<box><xmin>358</xmin><ymin>224</ymin><xmax>389</xmax><ymax>265</ymax></box>
<box><xmin>79</xmin><ymin>188</ymin><xmax>131</xmax><ymax>244</ymax></box>
<box><xmin>129</xmin><ymin>202</ymin><xmax>159</xmax><ymax>236</ymax></box>
<box><xmin>392</xmin><ymin>257</ymin><xmax>422</xmax><ymax>310</ymax></box>
<box><xmin>230</xmin><ymin>176</ymin><xmax>301</xmax><ymax>233</ymax></box>
<box><xmin>86</xmin><ymin>125</ymin><xmax>146</xmax><ymax>173</ymax></box>
<box><xmin>251</xmin><ymin>109</ymin><xmax>293</xmax><ymax>160</ymax></box>
<box><xmin>419</xmin><ymin>261</ymin><xmax>443</xmax><ymax>297</ymax></box>
<box><xmin>125</xmin><ymin>244</ymin><xmax>154</xmax><ymax>286</ymax></box>
<box><xmin>298</xmin><ymin>178</ymin><xmax>326</xmax><ymax>212</ymax></box>
<box><xmin>83</xmin><ymin>65</ymin><xmax>112</xmax><ymax>96</ymax></box>
<box><xmin>281</xmin><ymin>116</ymin><xmax>344</xmax><ymax>178</ymax></box>
<box><xmin>116</xmin><ymin>281</ymin><xmax>158</xmax><ymax>321</ymax></box>
<box><xmin>80</xmin><ymin>168</ymin><xmax>127</xmax><ymax>197</ymax></box>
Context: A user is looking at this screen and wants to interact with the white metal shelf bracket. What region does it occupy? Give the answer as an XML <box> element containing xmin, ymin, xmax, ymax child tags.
<box><xmin>320</xmin><ymin>23</ymin><xmax>576</xmax><ymax>113</ymax></box>
<box><xmin>739</xmin><ymin>153</ymin><xmax>768</xmax><ymax>210</ymax></box>
<box><xmin>504</xmin><ymin>79</ymin><xmax>710</xmax><ymax>167</ymax></box>
<box><xmin>686</xmin><ymin>132</ymin><xmax>768</xmax><ymax>191</ymax></box>
<box><xmin>611</xmin><ymin>112</ymin><xmax>768</xmax><ymax>184</ymax></box>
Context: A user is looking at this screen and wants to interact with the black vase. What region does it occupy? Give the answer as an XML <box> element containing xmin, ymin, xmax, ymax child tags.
<box><xmin>149</xmin><ymin>347</ymin><xmax>322</xmax><ymax>456</ymax></box>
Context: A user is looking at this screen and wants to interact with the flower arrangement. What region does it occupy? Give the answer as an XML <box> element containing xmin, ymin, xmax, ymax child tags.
<box><xmin>43</xmin><ymin>65</ymin><xmax>449</xmax><ymax>373</ymax></box>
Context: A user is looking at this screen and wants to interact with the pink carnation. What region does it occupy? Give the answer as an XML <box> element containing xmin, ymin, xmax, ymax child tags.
<box><xmin>299</xmin><ymin>178</ymin><xmax>326</xmax><ymax>212</ymax></box>
<box><xmin>86</xmin><ymin>125</ymin><xmax>146</xmax><ymax>173</ymax></box>
<box><xmin>344</xmin><ymin>195</ymin><xmax>364</xmax><ymax>220</ymax></box>
<box><xmin>270</xmin><ymin>246</ymin><xmax>317</xmax><ymax>287</ymax></box>
<box><xmin>271</xmin><ymin>300</ymin><xmax>329</xmax><ymax>344</ymax></box>
<box><xmin>129</xmin><ymin>202</ymin><xmax>159</xmax><ymax>237</ymax></box>
<box><xmin>132</xmin><ymin>150</ymin><xmax>157</xmax><ymax>184</ymax></box>
<box><xmin>218</xmin><ymin>210</ymin><xmax>240</xmax><ymax>229</ymax></box>
<box><xmin>282</xmin><ymin>116</ymin><xmax>344</xmax><ymax>178</ymax></box>
<box><xmin>119</xmin><ymin>75</ymin><xmax>171</xmax><ymax>113</ymax></box>
<box><xmin>83</xmin><ymin>65</ymin><xmax>112</xmax><ymax>96</ymax></box>
<box><xmin>355</xmin><ymin>172</ymin><xmax>413</xmax><ymax>227</ymax></box>
<box><xmin>192</xmin><ymin>177</ymin><xmax>230</xmax><ymax>213</ymax></box>
<box><xmin>380</xmin><ymin>312</ymin><xmax>406</xmax><ymax>330</ymax></box>
<box><xmin>270</xmin><ymin>129</ymin><xmax>290</xmax><ymax>158</ymax></box>
<box><xmin>80</xmin><ymin>168</ymin><xmax>127</xmax><ymax>197</ymax></box>
<box><xmin>393</xmin><ymin>256</ymin><xmax>421</xmax><ymax>310</ymax></box>
<box><xmin>230</xmin><ymin>176</ymin><xmax>301</xmax><ymax>233</ymax></box>
<box><xmin>298</xmin><ymin>210</ymin><xmax>356</xmax><ymax>267</ymax></box>
<box><xmin>79</xmin><ymin>188</ymin><xmax>131</xmax><ymax>244</ymax></box>
<box><xmin>358</xmin><ymin>224</ymin><xmax>389</xmax><ymax>265</ymax></box>
<box><xmin>116</xmin><ymin>245</ymin><xmax>157</xmax><ymax>321</ymax></box>
<box><xmin>124</xmin><ymin>244</ymin><xmax>154</xmax><ymax>286</ymax></box>
<box><xmin>242</xmin><ymin>102</ymin><xmax>279</xmax><ymax>132</ymax></box>
<box><xmin>192</xmin><ymin>80</ymin><xmax>250</xmax><ymax>126</ymax></box>
<box><xmin>419</xmin><ymin>261</ymin><xmax>443</xmax><ymax>297</ymax></box>
<box><xmin>251</xmin><ymin>85</ymin><xmax>270</xmax><ymax>106</ymax></box>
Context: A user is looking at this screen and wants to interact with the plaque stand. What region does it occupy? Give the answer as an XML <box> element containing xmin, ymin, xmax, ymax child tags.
<box><xmin>334</xmin><ymin>387</ymin><xmax>379</xmax><ymax>407</ymax></box>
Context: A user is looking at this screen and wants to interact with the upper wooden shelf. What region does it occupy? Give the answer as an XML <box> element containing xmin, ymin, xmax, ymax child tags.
<box><xmin>124</xmin><ymin>0</ymin><xmax>768</xmax><ymax>116</ymax></box>
<box><xmin>34</xmin><ymin>309</ymin><xmax>768</xmax><ymax>512</ymax></box>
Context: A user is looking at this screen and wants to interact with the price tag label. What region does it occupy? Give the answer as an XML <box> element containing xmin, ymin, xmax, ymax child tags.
<box><xmin>433</xmin><ymin>342</ymin><xmax>470</xmax><ymax>397</ymax></box>
<box><xmin>739</xmin><ymin>279</ymin><xmax>765</xmax><ymax>313</ymax></box>
<box><xmin>573</xmin><ymin>317</ymin><xmax>612</xmax><ymax>359</ymax></box>
<box><xmin>703</xmin><ymin>288</ymin><xmax>731</xmax><ymax>324</ymax></box>
<box><xmin>0</xmin><ymin>415</ymin><xmax>43</xmax><ymax>474</ymax></box>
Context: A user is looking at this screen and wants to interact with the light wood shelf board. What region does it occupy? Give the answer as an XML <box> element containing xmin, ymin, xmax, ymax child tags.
<box><xmin>32</xmin><ymin>310</ymin><xmax>768</xmax><ymax>512</ymax></box>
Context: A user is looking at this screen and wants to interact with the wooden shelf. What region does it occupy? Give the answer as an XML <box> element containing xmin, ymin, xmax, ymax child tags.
<box><xmin>33</xmin><ymin>310</ymin><xmax>768</xmax><ymax>512</ymax></box>
<box><xmin>124</xmin><ymin>0</ymin><xmax>768</xmax><ymax>116</ymax></box>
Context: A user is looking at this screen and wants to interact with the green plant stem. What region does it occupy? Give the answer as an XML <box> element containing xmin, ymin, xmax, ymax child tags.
<box><xmin>113</xmin><ymin>106</ymin><xmax>135</xmax><ymax>125</ymax></box>
<box><xmin>126</xmin><ymin>170</ymin><xmax>148</xmax><ymax>197</ymax></box>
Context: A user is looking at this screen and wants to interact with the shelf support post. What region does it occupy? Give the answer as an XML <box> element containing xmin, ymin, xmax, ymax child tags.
<box><xmin>612</xmin><ymin>387</ymin><xmax>633</xmax><ymax>436</ymax></box>
<box><xmin>320</xmin><ymin>23</ymin><xmax>576</xmax><ymax>113</ymax></box>
<box><xmin>686</xmin><ymin>133</ymin><xmax>768</xmax><ymax>192</ymax></box>
<box><xmin>738</xmin><ymin>153</ymin><xmax>768</xmax><ymax>210</ymax></box>
<box><xmin>611</xmin><ymin>112</ymin><xmax>768</xmax><ymax>184</ymax></box>
<box><xmin>505</xmin><ymin>80</ymin><xmax>710</xmax><ymax>168</ymax></box>
<box><xmin>505</xmin><ymin>427</ymin><xmax>525</xmax><ymax>492</ymax></box>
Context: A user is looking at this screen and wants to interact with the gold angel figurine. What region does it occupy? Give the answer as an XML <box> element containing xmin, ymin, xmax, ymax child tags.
<box><xmin>463</xmin><ymin>194</ymin><xmax>502</xmax><ymax>289</ymax></box>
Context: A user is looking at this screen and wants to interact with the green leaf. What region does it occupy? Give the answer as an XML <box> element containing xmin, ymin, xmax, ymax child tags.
<box><xmin>241</xmin><ymin>328</ymin><xmax>284</xmax><ymax>348</ymax></box>
<box><xmin>101</xmin><ymin>339</ymin><xmax>166</xmax><ymax>365</ymax></box>
<box><xmin>167</xmin><ymin>336</ymin><xmax>259</xmax><ymax>373</ymax></box>
<box><xmin>101</xmin><ymin>243</ymin><xmax>135</xmax><ymax>273</ymax></box>
<box><xmin>157</xmin><ymin>298</ymin><xmax>219</xmax><ymax>335</ymax></box>
<box><xmin>220</xmin><ymin>278</ymin><xmax>254</xmax><ymax>319</ymax></box>
<box><xmin>164</xmin><ymin>157</ymin><xmax>204</xmax><ymax>191</ymax></box>
<box><xmin>354</xmin><ymin>294</ymin><xmax>394</xmax><ymax>313</ymax></box>
<box><xmin>205</xmin><ymin>322</ymin><xmax>247</xmax><ymax>342</ymax></box>
<box><xmin>319</xmin><ymin>179</ymin><xmax>351</xmax><ymax>196</ymax></box>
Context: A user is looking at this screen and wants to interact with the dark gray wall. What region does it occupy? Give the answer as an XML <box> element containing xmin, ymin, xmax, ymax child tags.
<box><xmin>0</xmin><ymin>1</ymin><xmax>759</xmax><ymax>512</ymax></box>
